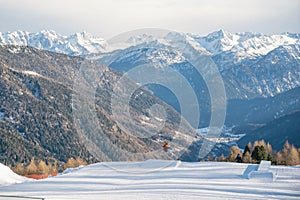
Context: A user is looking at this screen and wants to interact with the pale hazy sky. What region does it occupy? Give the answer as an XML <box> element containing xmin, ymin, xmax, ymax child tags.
<box><xmin>0</xmin><ymin>0</ymin><xmax>299</xmax><ymax>38</ymax></box>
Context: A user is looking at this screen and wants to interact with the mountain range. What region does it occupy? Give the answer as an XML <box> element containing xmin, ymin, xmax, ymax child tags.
<box><xmin>0</xmin><ymin>29</ymin><xmax>299</xmax><ymax>162</ymax></box>
<box><xmin>1</xmin><ymin>30</ymin><xmax>299</xmax><ymax>99</ymax></box>
<box><xmin>0</xmin><ymin>30</ymin><xmax>107</xmax><ymax>56</ymax></box>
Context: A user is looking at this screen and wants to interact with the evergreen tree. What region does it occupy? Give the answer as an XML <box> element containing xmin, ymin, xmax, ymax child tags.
<box><xmin>247</xmin><ymin>142</ymin><xmax>253</xmax><ymax>152</ymax></box>
<box><xmin>267</xmin><ymin>154</ymin><xmax>273</xmax><ymax>162</ymax></box>
<box><xmin>251</xmin><ymin>145</ymin><xmax>267</xmax><ymax>163</ymax></box>
<box><xmin>243</xmin><ymin>145</ymin><xmax>251</xmax><ymax>157</ymax></box>
<box><xmin>235</xmin><ymin>154</ymin><xmax>243</xmax><ymax>163</ymax></box>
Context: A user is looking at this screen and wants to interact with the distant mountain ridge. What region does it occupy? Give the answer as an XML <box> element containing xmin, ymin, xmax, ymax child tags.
<box><xmin>0</xmin><ymin>30</ymin><xmax>107</xmax><ymax>56</ymax></box>
<box><xmin>1</xmin><ymin>29</ymin><xmax>299</xmax><ymax>128</ymax></box>
<box><xmin>1</xmin><ymin>29</ymin><xmax>299</xmax><ymax>64</ymax></box>
<box><xmin>1</xmin><ymin>30</ymin><xmax>299</xmax><ymax>99</ymax></box>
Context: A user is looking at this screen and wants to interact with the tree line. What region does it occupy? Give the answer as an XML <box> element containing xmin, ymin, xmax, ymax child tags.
<box><xmin>8</xmin><ymin>140</ymin><xmax>300</xmax><ymax>176</ymax></box>
<box><xmin>11</xmin><ymin>157</ymin><xmax>87</xmax><ymax>176</ymax></box>
<box><xmin>216</xmin><ymin>140</ymin><xmax>300</xmax><ymax>165</ymax></box>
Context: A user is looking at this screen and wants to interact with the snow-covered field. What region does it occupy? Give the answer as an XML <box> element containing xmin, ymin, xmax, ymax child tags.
<box><xmin>0</xmin><ymin>160</ymin><xmax>299</xmax><ymax>200</ymax></box>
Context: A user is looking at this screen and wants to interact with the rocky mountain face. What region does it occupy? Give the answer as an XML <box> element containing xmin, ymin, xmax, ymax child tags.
<box><xmin>219</xmin><ymin>44</ymin><xmax>300</xmax><ymax>99</ymax></box>
<box><xmin>0</xmin><ymin>45</ymin><xmax>198</xmax><ymax>166</ymax></box>
<box><xmin>98</xmin><ymin>32</ymin><xmax>300</xmax><ymax>127</ymax></box>
<box><xmin>98</xmin><ymin>30</ymin><xmax>299</xmax><ymax>97</ymax></box>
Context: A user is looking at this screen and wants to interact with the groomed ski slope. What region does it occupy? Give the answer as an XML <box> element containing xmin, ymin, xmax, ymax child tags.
<box><xmin>0</xmin><ymin>160</ymin><xmax>299</xmax><ymax>200</ymax></box>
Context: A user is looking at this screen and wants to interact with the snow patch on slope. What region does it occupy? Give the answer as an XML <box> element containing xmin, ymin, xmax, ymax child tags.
<box><xmin>23</xmin><ymin>71</ymin><xmax>41</xmax><ymax>76</ymax></box>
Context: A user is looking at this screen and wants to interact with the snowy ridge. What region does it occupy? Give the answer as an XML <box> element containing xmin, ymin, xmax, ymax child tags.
<box><xmin>1</xmin><ymin>29</ymin><xmax>299</xmax><ymax>99</ymax></box>
<box><xmin>0</xmin><ymin>30</ymin><xmax>107</xmax><ymax>56</ymax></box>
<box><xmin>103</xmin><ymin>30</ymin><xmax>299</xmax><ymax>68</ymax></box>
<box><xmin>191</xmin><ymin>30</ymin><xmax>299</xmax><ymax>57</ymax></box>
<box><xmin>1</xmin><ymin>29</ymin><xmax>299</xmax><ymax>60</ymax></box>
<box><xmin>101</xmin><ymin>30</ymin><xmax>300</xmax><ymax>99</ymax></box>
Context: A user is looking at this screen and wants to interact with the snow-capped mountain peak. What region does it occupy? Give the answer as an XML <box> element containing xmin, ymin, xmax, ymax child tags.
<box><xmin>189</xmin><ymin>30</ymin><xmax>299</xmax><ymax>59</ymax></box>
<box><xmin>0</xmin><ymin>30</ymin><xmax>107</xmax><ymax>56</ymax></box>
<box><xmin>0</xmin><ymin>30</ymin><xmax>299</xmax><ymax>99</ymax></box>
<box><xmin>206</xmin><ymin>29</ymin><xmax>233</xmax><ymax>41</ymax></box>
<box><xmin>0</xmin><ymin>29</ymin><xmax>298</xmax><ymax>62</ymax></box>
<box><xmin>189</xmin><ymin>29</ymin><xmax>240</xmax><ymax>54</ymax></box>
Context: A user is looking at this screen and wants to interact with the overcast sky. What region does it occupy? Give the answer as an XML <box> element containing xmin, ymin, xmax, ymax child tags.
<box><xmin>0</xmin><ymin>0</ymin><xmax>299</xmax><ymax>38</ymax></box>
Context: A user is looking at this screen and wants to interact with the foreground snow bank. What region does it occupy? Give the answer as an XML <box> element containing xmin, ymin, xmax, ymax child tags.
<box><xmin>0</xmin><ymin>160</ymin><xmax>299</xmax><ymax>200</ymax></box>
<box><xmin>0</xmin><ymin>163</ymin><xmax>28</xmax><ymax>186</ymax></box>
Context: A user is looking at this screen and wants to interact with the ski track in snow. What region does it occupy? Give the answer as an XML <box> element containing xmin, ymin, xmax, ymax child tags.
<box><xmin>0</xmin><ymin>160</ymin><xmax>299</xmax><ymax>200</ymax></box>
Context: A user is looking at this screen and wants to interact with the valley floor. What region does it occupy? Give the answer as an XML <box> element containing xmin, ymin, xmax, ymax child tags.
<box><xmin>0</xmin><ymin>160</ymin><xmax>299</xmax><ymax>200</ymax></box>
